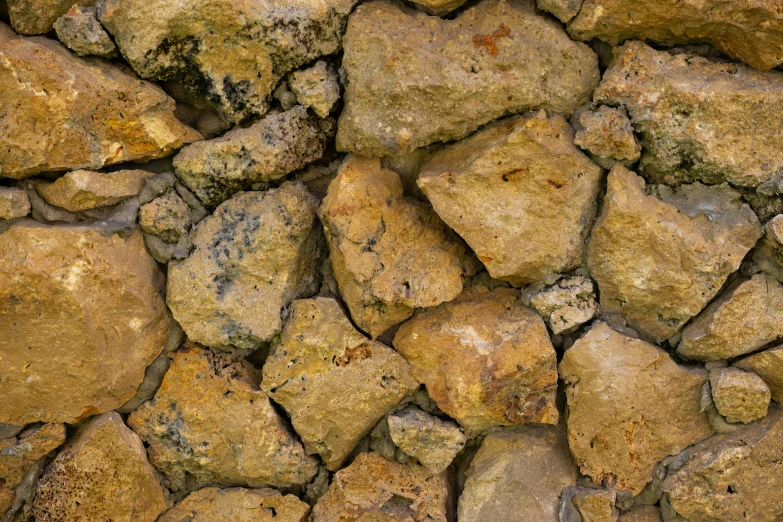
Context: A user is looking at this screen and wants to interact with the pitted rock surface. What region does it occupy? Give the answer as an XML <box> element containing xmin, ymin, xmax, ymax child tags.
<box><xmin>158</xmin><ymin>487</ymin><xmax>310</xmax><ymax>522</ymax></box>
<box><xmin>735</xmin><ymin>344</ymin><xmax>783</xmax><ymax>405</ymax></box>
<box><xmin>35</xmin><ymin>170</ymin><xmax>154</xmax><ymax>212</ymax></box>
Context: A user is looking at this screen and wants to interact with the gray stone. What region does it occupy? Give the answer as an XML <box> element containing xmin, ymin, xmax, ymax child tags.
<box><xmin>387</xmin><ymin>407</ymin><xmax>466</xmax><ymax>474</ymax></box>
<box><xmin>528</xmin><ymin>274</ymin><xmax>600</xmax><ymax>335</ymax></box>
<box><xmin>288</xmin><ymin>61</ymin><xmax>340</xmax><ymax>118</ymax></box>
<box><xmin>0</xmin><ymin>187</ymin><xmax>30</xmax><ymax>220</ymax></box>
<box><xmin>53</xmin><ymin>5</ymin><xmax>116</xmax><ymax>58</ymax></box>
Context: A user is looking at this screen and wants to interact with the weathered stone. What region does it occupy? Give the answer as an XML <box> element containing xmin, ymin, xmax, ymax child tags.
<box><xmin>98</xmin><ymin>0</ymin><xmax>358</xmax><ymax>124</ymax></box>
<box><xmin>573</xmin><ymin>105</ymin><xmax>641</xmax><ymax>167</ymax></box>
<box><xmin>618</xmin><ymin>506</ymin><xmax>662</xmax><ymax>522</ymax></box>
<box><xmin>0</xmin><ymin>221</ymin><xmax>169</xmax><ymax>425</ymax></box>
<box><xmin>387</xmin><ymin>407</ymin><xmax>466</xmax><ymax>474</ymax></box>
<box><xmin>261</xmin><ymin>298</ymin><xmax>419</xmax><ymax>471</ymax></box>
<box><xmin>158</xmin><ymin>487</ymin><xmax>310</xmax><ymax>522</ymax></box>
<box><xmin>6</xmin><ymin>0</ymin><xmax>94</xmax><ymax>34</ymax></box>
<box><xmin>53</xmin><ymin>5</ymin><xmax>116</xmax><ymax>58</ymax></box>
<box><xmin>536</xmin><ymin>0</ymin><xmax>583</xmax><ymax>23</ymax></box>
<box><xmin>559</xmin><ymin>323</ymin><xmax>714</xmax><ymax>494</ymax></box>
<box><xmin>167</xmin><ymin>182</ymin><xmax>322</xmax><ymax>352</ymax></box>
<box><xmin>587</xmin><ymin>165</ymin><xmax>761</xmax><ymax>343</ymax></box>
<box><xmin>418</xmin><ymin>112</ymin><xmax>603</xmax><ymax>286</ymax></box>
<box><xmin>0</xmin><ymin>187</ymin><xmax>30</xmax><ymax>220</ymax></box>
<box><xmin>595</xmin><ymin>41</ymin><xmax>783</xmax><ymax>188</ymax></box>
<box><xmin>337</xmin><ymin>0</ymin><xmax>599</xmax><ymax>156</ymax></box>
<box><xmin>528</xmin><ymin>274</ymin><xmax>599</xmax><ymax>335</ymax></box>
<box><xmin>0</xmin><ymin>23</ymin><xmax>200</xmax><ymax>179</ymax></box>
<box><xmin>311</xmin><ymin>452</ymin><xmax>452</xmax><ymax>521</ymax></box>
<box><xmin>394</xmin><ymin>286</ymin><xmax>559</xmax><ymax>437</ymax></box>
<box><xmin>710</xmin><ymin>367</ymin><xmax>771</xmax><ymax>424</ymax></box>
<box><xmin>129</xmin><ymin>345</ymin><xmax>318</xmax><ymax>490</ymax></box>
<box><xmin>35</xmin><ymin>170</ymin><xmax>153</xmax><ymax>212</ymax></box>
<box><xmin>735</xmin><ymin>344</ymin><xmax>783</xmax><ymax>404</ymax></box>
<box><xmin>30</xmin><ymin>412</ymin><xmax>168</xmax><ymax>522</ymax></box>
<box><xmin>411</xmin><ymin>0</ymin><xmax>467</xmax><ymax>15</ymax></box>
<box><xmin>754</xmin><ymin>214</ymin><xmax>783</xmax><ymax>283</ymax></box>
<box><xmin>173</xmin><ymin>106</ymin><xmax>335</xmax><ymax>207</ymax></box>
<box><xmin>458</xmin><ymin>426</ymin><xmax>577</xmax><ymax>521</ymax></box>
<box><xmin>663</xmin><ymin>405</ymin><xmax>783</xmax><ymax>521</ymax></box>
<box><xmin>288</xmin><ymin>61</ymin><xmax>340</xmax><ymax>119</ymax></box>
<box><xmin>319</xmin><ymin>155</ymin><xmax>475</xmax><ymax>337</ymax></box>
<box><xmin>139</xmin><ymin>190</ymin><xmax>192</xmax><ymax>244</ymax></box>
<box><xmin>569</xmin><ymin>487</ymin><xmax>619</xmax><ymax>522</ymax></box>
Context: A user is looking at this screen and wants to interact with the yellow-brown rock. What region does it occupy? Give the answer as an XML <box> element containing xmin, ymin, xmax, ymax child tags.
<box><xmin>394</xmin><ymin>286</ymin><xmax>559</xmax><ymax>437</ymax></box>
<box><xmin>528</xmin><ymin>274</ymin><xmax>600</xmax><ymax>335</ymax></box>
<box><xmin>0</xmin><ymin>187</ymin><xmax>30</xmax><ymax>220</ymax></box>
<box><xmin>6</xmin><ymin>0</ymin><xmax>94</xmax><ymax>34</ymax></box>
<box><xmin>710</xmin><ymin>367</ymin><xmax>771</xmax><ymax>424</ymax></box>
<box><xmin>571</xmin><ymin>488</ymin><xmax>619</xmax><ymax>522</ymax></box>
<box><xmin>261</xmin><ymin>298</ymin><xmax>419</xmax><ymax>471</ymax></box>
<box><xmin>411</xmin><ymin>0</ymin><xmax>467</xmax><ymax>15</ymax></box>
<box><xmin>735</xmin><ymin>344</ymin><xmax>783</xmax><ymax>404</ymax></box>
<box><xmin>139</xmin><ymin>190</ymin><xmax>193</xmax><ymax>244</ymax></box>
<box><xmin>536</xmin><ymin>0</ymin><xmax>583</xmax><ymax>23</ymax></box>
<box><xmin>754</xmin><ymin>214</ymin><xmax>783</xmax><ymax>283</ymax></box>
<box><xmin>418</xmin><ymin>112</ymin><xmax>603</xmax><ymax>286</ymax></box>
<box><xmin>35</xmin><ymin>170</ymin><xmax>154</xmax><ymax>212</ymax></box>
<box><xmin>618</xmin><ymin>506</ymin><xmax>662</xmax><ymax>522</ymax></box>
<box><xmin>573</xmin><ymin>105</ymin><xmax>641</xmax><ymax>166</ymax></box>
<box><xmin>0</xmin><ymin>221</ymin><xmax>170</xmax><ymax>425</ymax></box>
<box><xmin>559</xmin><ymin>323</ymin><xmax>714</xmax><ymax>494</ymax></box>
<box><xmin>158</xmin><ymin>487</ymin><xmax>310</xmax><ymax>522</ymax></box>
<box><xmin>387</xmin><ymin>407</ymin><xmax>466</xmax><ymax>474</ymax></box>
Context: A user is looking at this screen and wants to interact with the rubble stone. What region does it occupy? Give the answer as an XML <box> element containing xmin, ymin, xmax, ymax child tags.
<box><xmin>412</xmin><ymin>0</ymin><xmax>468</xmax><ymax>15</ymax></box>
<box><xmin>754</xmin><ymin>214</ymin><xmax>783</xmax><ymax>283</ymax></box>
<box><xmin>139</xmin><ymin>190</ymin><xmax>193</xmax><ymax>244</ymax></box>
<box><xmin>53</xmin><ymin>5</ymin><xmax>116</xmax><ymax>58</ymax></box>
<box><xmin>6</xmin><ymin>0</ymin><xmax>94</xmax><ymax>35</ymax></box>
<box><xmin>735</xmin><ymin>344</ymin><xmax>783</xmax><ymax>404</ymax></box>
<box><xmin>0</xmin><ymin>187</ymin><xmax>31</xmax><ymax>220</ymax></box>
<box><xmin>528</xmin><ymin>274</ymin><xmax>600</xmax><ymax>335</ymax></box>
<box><xmin>618</xmin><ymin>506</ymin><xmax>662</xmax><ymax>522</ymax></box>
<box><xmin>536</xmin><ymin>0</ymin><xmax>583</xmax><ymax>23</ymax></box>
<box><xmin>387</xmin><ymin>407</ymin><xmax>466</xmax><ymax>474</ymax></box>
<box><xmin>158</xmin><ymin>487</ymin><xmax>310</xmax><ymax>522</ymax></box>
<box><xmin>710</xmin><ymin>367</ymin><xmax>771</xmax><ymax>424</ymax></box>
<box><xmin>288</xmin><ymin>61</ymin><xmax>340</xmax><ymax>119</ymax></box>
<box><xmin>569</xmin><ymin>487</ymin><xmax>619</xmax><ymax>522</ymax></box>
<box><xmin>573</xmin><ymin>105</ymin><xmax>641</xmax><ymax>167</ymax></box>
<box><xmin>35</xmin><ymin>170</ymin><xmax>153</xmax><ymax>212</ymax></box>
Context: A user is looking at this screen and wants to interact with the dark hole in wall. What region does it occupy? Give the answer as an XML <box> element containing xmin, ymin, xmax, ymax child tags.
<box><xmin>0</xmin><ymin>0</ymin><xmax>9</xmax><ymax>23</ymax></box>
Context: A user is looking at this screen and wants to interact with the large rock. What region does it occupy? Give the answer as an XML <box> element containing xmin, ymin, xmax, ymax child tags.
<box><xmin>35</xmin><ymin>170</ymin><xmax>154</xmax><ymax>211</ymax></box>
<box><xmin>587</xmin><ymin>165</ymin><xmax>761</xmax><ymax>343</ymax></box>
<box><xmin>735</xmin><ymin>344</ymin><xmax>783</xmax><ymax>404</ymax></box>
<box><xmin>0</xmin><ymin>187</ymin><xmax>30</xmax><ymax>220</ymax></box>
<box><xmin>261</xmin><ymin>298</ymin><xmax>419</xmax><ymax>471</ymax></box>
<box><xmin>458</xmin><ymin>426</ymin><xmax>578</xmax><ymax>522</ymax></box>
<box><xmin>319</xmin><ymin>156</ymin><xmax>475</xmax><ymax>338</ymax></box>
<box><xmin>98</xmin><ymin>0</ymin><xmax>359</xmax><ymax>123</ymax></box>
<box><xmin>394</xmin><ymin>286</ymin><xmax>559</xmax><ymax>437</ymax></box>
<box><xmin>710</xmin><ymin>367</ymin><xmax>770</xmax><ymax>424</ymax></box>
<box><xmin>418</xmin><ymin>112</ymin><xmax>603</xmax><ymax>286</ymax></box>
<box><xmin>0</xmin><ymin>23</ymin><xmax>200</xmax><ymax>179</ymax></box>
<box><xmin>595</xmin><ymin>41</ymin><xmax>783</xmax><ymax>188</ymax></box>
<box><xmin>336</xmin><ymin>0</ymin><xmax>599</xmax><ymax>156</ymax></box>
<box><xmin>559</xmin><ymin>323</ymin><xmax>714</xmax><ymax>494</ymax></box>
<box><xmin>387</xmin><ymin>407</ymin><xmax>466</xmax><ymax>474</ymax></box>
<box><xmin>6</xmin><ymin>0</ymin><xmax>93</xmax><ymax>34</ymax></box>
<box><xmin>0</xmin><ymin>221</ymin><xmax>170</xmax><ymax>425</ymax></box>
<box><xmin>167</xmin><ymin>182</ymin><xmax>322</xmax><ymax>352</ymax></box>
<box><xmin>128</xmin><ymin>345</ymin><xmax>318</xmax><ymax>490</ymax></box>
<box><xmin>158</xmin><ymin>487</ymin><xmax>310</xmax><ymax>522</ymax></box>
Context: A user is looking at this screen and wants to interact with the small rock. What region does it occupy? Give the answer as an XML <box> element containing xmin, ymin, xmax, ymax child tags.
<box><xmin>53</xmin><ymin>5</ymin><xmax>116</xmax><ymax>58</ymax></box>
<box><xmin>158</xmin><ymin>487</ymin><xmax>310</xmax><ymax>522</ymax></box>
<box><xmin>411</xmin><ymin>0</ymin><xmax>467</xmax><ymax>15</ymax></box>
<box><xmin>35</xmin><ymin>169</ymin><xmax>153</xmax><ymax>211</ymax></box>
<box><xmin>528</xmin><ymin>274</ymin><xmax>600</xmax><ymax>335</ymax></box>
<box><xmin>0</xmin><ymin>187</ymin><xmax>31</xmax><ymax>220</ymax></box>
<box><xmin>139</xmin><ymin>190</ymin><xmax>192</xmax><ymax>243</ymax></box>
<box><xmin>6</xmin><ymin>0</ymin><xmax>92</xmax><ymax>34</ymax></box>
<box><xmin>754</xmin><ymin>214</ymin><xmax>783</xmax><ymax>283</ymax></box>
<box><xmin>566</xmin><ymin>487</ymin><xmax>620</xmax><ymax>522</ymax></box>
<box><xmin>734</xmin><ymin>344</ymin><xmax>783</xmax><ymax>404</ymax></box>
<box><xmin>573</xmin><ymin>105</ymin><xmax>641</xmax><ymax>168</ymax></box>
<box><xmin>710</xmin><ymin>367</ymin><xmax>771</xmax><ymax>424</ymax></box>
<box><xmin>288</xmin><ymin>61</ymin><xmax>340</xmax><ymax>118</ymax></box>
<box><xmin>618</xmin><ymin>506</ymin><xmax>663</xmax><ymax>522</ymax></box>
<box><xmin>387</xmin><ymin>407</ymin><xmax>466</xmax><ymax>474</ymax></box>
<box><xmin>536</xmin><ymin>0</ymin><xmax>583</xmax><ymax>23</ymax></box>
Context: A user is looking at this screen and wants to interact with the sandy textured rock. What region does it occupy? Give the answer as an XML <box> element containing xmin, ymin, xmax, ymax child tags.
<box><xmin>587</xmin><ymin>165</ymin><xmax>761</xmax><ymax>343</ymax></box>
<box><xmin>99</xmin><ymin>0</ymin><xmax>358</xmax><ymax>123</ymax></box>
<box><xmin>337</xmin><ymin>0</ymin><xmax>599</xmax><ymax>156</ymax></box>
<box><xmin>261</xmin><ymin>298</ymin><xmax>419</xmax><ymax>471</ymax></box>
<box><xmin>559</xmin><ymin>323</ymin><xmax>714</xmax><ymax>494</ymax></box>
<box><xmin>418</xmin><ymin>112</ymin><xmax>603</xmax><ymax>286</ymax></box>
<box><xmin>173</xmin><ymin>106</ymin><xmax>335</xmax><ymax>207</ymax></box>
<box><xmin>35</xmin><ymin>170</ymin><xmax>153</xmax><ymax>211</ymax></box>
<box><xmin>411</xmin><ymin>0</ymin><xmax>468</xmax><ymax>15</ymax></box>
<box><xmin>6</xmin><ymin>0</ymin><xmax>94</xmax><ymax>34</ymax></box>
<box><xmin>158</xmin><ymin>487</ymin><xmax>309</xmax><ymax>522</ymax></box>
<box><xmin>289</xmin><ymin>61</ymin><xmax>340</xmax><ymax>119</ymax></box>
<box><xmin>528</xmin><ymin>275</ymin><xmax>599</xmax><ymax>335</ymax></box>
<box><xmin>0</xmin><ymin>23</ymin><xmax>200</xmax><ymax>179</ymax></box>
<box><xmin>387</xmin><ymin>407</ymin><xmax>466</xmax><ymax>474</ymax></box>
<box><xmin>536</xmin><ymin>0</ymin><xmax>583</xmax><ymax>23</ymax></box>
<box><xmin>319</xmin><ymin>156</ymin><xmax>475</xmax><ymax>337</ymax></box>
<box><xmin>394</xmin><ymin>286</ymin><xmax>559</xmax><ymax>437</ymax></box>
<box><xmin>0</xmin><ymin>187</ymin><xmax>30</xmax><ymax>220</ymax></box>
<box><xmin>618</xmin><ymin>506</ymin><xmax>662</xmax><ymax>522</ymax></box>
<box><xmin>459</xmin><ymin>426</ymin><xmax>577</xmax><ymax>521</ymax></box>
<box><xmin>595</xmin><ymin>42</ymin><xmax>783</xmax><ymax>188</ymax></box>
<box><xmin>30</xmin><ymin>413</ymin><xmax>168</xmax><ymax>522</ymax></box>
<box><xmin>664</xmin><ymin>405</ymin><xmax>783</xmax><ymax>522</ymax></box>
<box><xmin>53</xmin><ymin>5</ymin><xmax>116</xmax><ymax>58</ymax></box>
<box><xmin>735</xmin><ymin>344</ymin><xmax>783</xmax><ymax>404</ymax></box>
<box><xmin>0</xmin><ymin>221</ymin><xmax>169</xmax><ymax>425</ymax></box>
<box><xmin>569</xmin><ymin>487</ymin><xmax>619</xmax><ymax>522</ymax></box>
<box><xmin>311</xmin><ymin>452</ymin><xmax>452</xmax><ymax>521</ymax></box>
<box><xmin>139</xmin><ymin>190</ymin><xmax>193</xmax><ymax>244</ymax></box>
<box><xmin>754</xmin><ymin>214</ymin><xmax>783</xmax><ymax>283</ymax></box>
<box><xmin>167</xmin><ymin>182</ymin><xmax>321</xmax><ymax>352</ymax></box>
<box><xmin>574</xmin><ymin>105</ymin><xmax>641</xmax><ymax>165</ymax></box>
<box><xmin>710</xmin><ymin>367</ymin><xmax>771</xmax><ymax>424</ymax></box>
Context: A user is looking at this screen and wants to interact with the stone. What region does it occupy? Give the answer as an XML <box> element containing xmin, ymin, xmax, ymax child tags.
<box><xmin>311</xmin><ymin>452</ymin><xmax>452</xmax><ymax>521</ymax></box>
<box><xmin>261</xmin><ymin>298</ymin><xmax>419</xmax><ymax>471</ymax></box>
<box><xmin>394</xmin><ymin>285</ymin><xmax>559</xmax><ymax>437</ymax></box>
<box><xmin>98</xmin><ymin>0</ymin><xmax>359</xmax><ymax>124</ymax></box>
<box><xmin>458</xmin><ymin>426</ymin><xmax>577</xmax><ymax>521</ymax></box>
<box><xmin>0</xmin><ymin>23</ymin><xmax>201</xmax><ymax>179</ymax></box>
<box><xmin>319</xmin><ymin>155</ymin><xmax>475</xmax><ymax>338</ymax></box>
<box><xmin>618</xmin><ymin>506</ymin><xmax>662</xmax><ymax>522</ymax></box>
<box><xmin>337</xmin><ymin>0</ymin><xmax>599</xmax><ymax>156</ymax></box>
<box><xmin>536</xmin><ymin>0</ymin><xmax>583</xmax><ymax>23</ymax></box>
<box><xmin>587</xmin><ymin>165</ymin><xmax>761</xmax><ymax>343</ymax></box>
<box><xmin>139</xmin><ymin>190</ymin><xmax>193</xmax><ymax>244</ymax></box>
<box><xmin>418</xmin><ymin>112</ymin><xmax>603</xmax><ymax>286</ymax></box>
<box><xmin>528</xmin><ymin>275</ymin><xmax>599</xmax><ymax>335</ymax></box>
<box><xmin>710</xmin><ymin>367</ymin><xmax>771</xmax><ymax>424</ymax></box>
<box><xmin>387</xmin><ymin>407</ymin><xmax>466</xmax><ymax>474</ymax></box>
<box><xmin>128</xmin><ymin>345</ymin><xmax>318</xmax><ymax>490</ymax></box>
<box><xmin>573</xmin><ymin>105</ymin><xmax>641</xmax><ymax>167</ymax></box>
<box><xmin>568</xmin><ymin>487</ymin><xmax>619</xmax><ymax>522</ymax></box>
<box><xmin>167</xmin><ymin>182</ymin><xmax>322</xmax><ymax>352</ymax></box>
<box><xmin>53</xmin><ymin>5</ymin><xmax>116</xmax><ymax>58</ymax></box>
<box><xmin>595</xmin><ymin>41</ymin><xmax>783</xmax><ymax>188</ymax></box>
<box><xmin>568</xmin><ymin>0</ymin><xmax>783</xmax><ymax>71</ymax></box>
<box><xmin>559</xmin><ymin>323</ymin><xmax>714</xmax><ymax>494</ymax></box>
<box><xmin>0</xmin><ymin>221</ymin><xmax>170</xmax><ymax>425</ymax></box>
<box><xmin>663</xmin><ymin>405</ymin><xmax>783</xmax><ymax>521</ymax></box>
<box><xmin>35</xmin><ymin>170</ymin><xmax>153</xmax><ymax>212</ymax></box>
<box><xmin>158</xmin><ymin>487</ymin><xmax>310</xmax><ymax>522</ymax></box>
<box><xmin>6</xmin><ymin>0</ymin><xmax>93</xmax><ymax>34</ymax></box>
<box><xmin>412</xmin><ymin>0</ymin><xmax>467</xmax><ymax>15</ymax></box>
<box><xmin>288</xmin><ymin>61</ymin><xmax>340</xmax><ymax>119</ymax></box>
<box><xmin>735</xmin><ymin>344</ymin><xmax>783</xmax><ymax>404</ymax></box>
<box><xmin>29</xmin><ymin>412</ymin><xmax>168</xmax><ymax>522</ymax></box>
<box><xmin>754</xmin><ymin>214</ymin><xmax>783</xmax><ymax>283</ymax></box>
<box><xmin>0</xmin><ymin>187</ymin><xmax>30</xmax><ymax>220</ymax></box>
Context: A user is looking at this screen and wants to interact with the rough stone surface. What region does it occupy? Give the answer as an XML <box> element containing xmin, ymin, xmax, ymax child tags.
<box><xmin>528</xmin><ymin>274</ymin><xmax>600</xmax><ymax>335</ymax></box>
<box><xmin>167</xmin><ymin>182</ymin><xmax>322</xmax><ymax>352</ymax></box>
<box><xmin>411</xmin><ymin>0</ymin><xmax>468</xmax><ymax>15</ymax></box>
<box><xmin>29</xmin><ymin>412</ymin><xmax>168</xmax><ymax>522</ymax></box>
<box><xmin>573</xmin><ymin>105</ymin><xmax>641</xmax><ymax>165</ymax></box>
<box><xmin>0</xmin><ymin>187</ymin><xmax>31</xmax><ymax>220</ymax></box>
<box><xmin>559</xmin><ymin>323</ymin><xmax>714</xmax><ymax>494</ymax></box>
<box><xmin>139</xmin><ymin>190</ymin><xmax>193</xmax><ymax>244</ymax></box>
<box><xmin>0</xmin><ymin>23</ymin><xmax>200</xmax><ymax>179</ymax></box>
<box><xmin>261</xmin><ymin>298</ymin><xmax>419</xmax><ymax>471</ymax></box>
<box><xmin>319</xmin><ymin>155</ymin><xmax>475</xmax><ymax>338</ymax></box>
<box><xmin>6</xmin><ymin>0</ymin><xmax>94</xmax><ymax>34</ymax></box>
<box><xmin>536</xmin><ymin>0</ymin><xmax>583</xmax><ymax>23</ymax></box>
<box><xmin>0</xmin><ymin>221</ymin><xmax>170</xmax><ymax>425</ymax></box>
<box><xmin>587</xmin><ymin>165</ymin><xmax>761</xmax><ymax>343</ymax></box>
<box><xmin>387</xmin><ymin>407</ymin><xmax>466</xmax><ymax>474</ymax></box>
<box><xmin>337</xmin><ymin>0</ymin><xmax>599</xmax><ymax>156</ymax></box>
<box><xmin>569</xmin><ymin>487</ymin><xmax>619</xmax><ymax>522</ymax></box>
<box><xmin>735</xmin><ymin>344</ymin><xmax>783</xmax><ymax>405</ymax></box>
<box><xmin>418</xmin><ymin>112</ymin><xmax>603</xmax><ymax>286</ymax></box>
<box><xmin>53</xmin><ymin>5</ymin><xmax>116</xmax><ymax>58</ymax></box>
<box><xmin>618</xmin><ymin>506</ymin><xmax>662</xmax><ymax>522</ymax></box>
<box><xmin>755</xmin><ymin>214</ymin><xmax>783</xmax><ymax>283</ymax></box>
<box><xmin>394</xmin><ymin>285</ymin><xmax>559</xmax><ymax>437</ymax></box>
<box><xmin>35</xmin><ymin>170</ymin><xmax>153</xmax><ymax>211</ymax></box>
<box><xmin>158</xmin><ymin>487</ymin><xmax>310</xmax><ymax>522</ymax></box>
<box><xmin>288</xmin><ymin>61</ymin><xmax>340</xmax><ymax>119</ymax></box>
<box><xmin>710</xmin><ymin>367</ymin><xmax>771</xmax><ymax>424</ymax></box>
<box><xmin>128</xmin><ymin>345</ymin><xmax>318</xmax><ymax>490</ymax></box>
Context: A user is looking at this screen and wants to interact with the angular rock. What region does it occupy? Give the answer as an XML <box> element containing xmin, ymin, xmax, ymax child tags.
<box><xmin>528</xmin><ymin>274</ymin><xmax>599</xmax><ymax>335</ymax></box>
<box><xmin>337</xmin><ymin>0</ymin><xmax>599</xmax><ymax>156</ymax></box>
<box><xmin>173</xmin><ymin>106</ymin><xmax>335</xmax><ymax>207</ymax></box>
<box><xmin>559</xmin><ymin>323</ymin><xmax>714</xmax><ymax>494</ymax></box>
<box><xmin>387</xmin><ymin>407</ymin><xmax>466</xmax><ymax>474</ymax></box>
<box><xmin>735</xmin><ymin>344</ymin><xmax>783</xmax><ymax>404</ymax></box>
<box><xmin>412</xmin><ymin>0</ymin><xmax>468</xmax><ymax>15</ymax></box>
<box><xmin>139</xmin><ymin>190</ymin><xmax>193</xmax><ymax>244</ymax></box>
<box><xmin>129</xmin><ymin>345</ymin><xmax>318</xmax><ymax>490</ymax></box>
<box><xmin>167</xmin><ymin>182</ymin><xmax>322</xmax><ymax>352</ymax></box>
<box><xmin>587</xmin><ymin>165</ymin><xmax>761</xmax><ymax>343</ymax></box>
<box><xmin>261</xmin><ymin>298</ymin><xmax>419</xmax><ymax>471</ymax></box>
<box><xmin>618</xmin><ymin>506</ymin><xmax>662</xmax><ymax>522</ymax></box>
<box><xmin>6</xmin><ymin>0</ymin><xmax>92</xmax><ymax>34</ymax></box>
<box><xmin>0</xmin><ymin>23</ymin><xmax>201</xmax><ymax>179</ymax></box>
<box><xmin>158</xmin><ymin>487</ymin><xmax>310</xmax><ymax>522</ymax></box>
<box><xmin>458</xmin><ymin>426</ymin><xmax>577</xmax><ymax>521</ymax></box>
<box><xmin>394</xmin><ymin>286</ymin><xmax>559</xmax><ymax>437</ymax></box>
<box><xmin>566</xmin><ymin>487</ymin><xmax>619</xmax><ymax>522</ymax></box>
<box><xmin>0</xmin><ymin>221</ymin><xmax>170</xmax><ymax>425</ymax></box>
<box><xmin>573</xmin><ymin>105</ymin><xmax>641</xmax><ymax>167</ymax></box>
<box><xmin>710</xmin><ymin>367</ymin><xmax>771</xmax><ymax>424</ymax></box>
<box><xmin>30</xmin><ymin>412</ymin><xmax>168</xmax><ymax>522</ymax></box>
<box><xmin>0</xmin><ymin>187</ymin><xmax>30</xmax><ymax>220</ymax></box>
<box><xmin>319</xmin><ymin>156</ymin><xmax>475</xmax><ymax>337</ymax></box>
<box><xmin>35</xmin><ymin>169</ymin><xmax>153</xmax><ymax>211</ymax></box>
<box><xmin>418</xmin><ymin>112</ymin><xmax>603</xmax><ymax>286</ymax></box>
<box><xmin>536</xmin><ymin>0</ymin><xmax>583</xmax><ymax>23</ymax></box>
<box><xmin>288</xmin><ymin>61</ymin><xmax>340</xmax><ymax>119</ymax></box>
<box><xmin>754</xmin><ymin>214</ymin><xmax>783</xmax><ymax>283</ymax></box>
<box><xmin>53</xmin><ymin>5</ymin><xmax>117</xmax><ymax>58</ymax></box>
